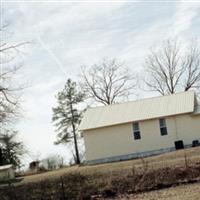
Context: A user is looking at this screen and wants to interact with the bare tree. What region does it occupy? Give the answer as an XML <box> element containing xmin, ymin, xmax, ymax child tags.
<box><xmin>0</xmin><ymin>24</ymin><xmax>29</xmax><ymax>124</ymax></box>
<box><xmin>144</xmin><ymin>39</ymin><xmax>184</xmax><ymax>95</ymax></box>
<box><xmin>81</xmin><ymin>59</ymin><xmax>137</xmax><ymax>105</ymax></box>
<box><xmin>144</xmin><ymin>39</ymin><xmax>200</xmax><ymax>95</ymax></box>
<box><xmin>183</xmin><ymin>43</ymin><xmax>200</xmax><ymax>91</ymax></box>
<box><xmin>41</xmin><ymin>154</ymin><xmax>64</xmax><ymax>170</ymax></box>
<box><xmin>0</xmin><ymin>66</ymin><xmax>22</xmax><ymax>124</ymax></box>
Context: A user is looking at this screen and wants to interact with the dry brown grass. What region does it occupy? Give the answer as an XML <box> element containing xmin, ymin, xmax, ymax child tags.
<box><xmin>117</xmin><ymin>182</ymin><xmax>200</xmax><ymax>200</ymax></box>
<box><xmin>1</xmin><ymin>147</ymin><xmax>200</xmax><ymax>200</ymax></box>
<box><xmin>18</xmin><ymin>146</ymin><xmax>200</xmax><ymax>185</ymax></box>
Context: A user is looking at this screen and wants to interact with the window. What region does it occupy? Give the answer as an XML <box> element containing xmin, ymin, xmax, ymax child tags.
<box><xmin>175</xmin><ymin>140</ymin><xmax>184</xmax><ymax>150</ymax></box>
<box><xmin>159</xmin><ymin>118</ymin><xmax>168</xmax><ymax>136</ymax></box>
<box><xmin>133</xmin><ymin>122</ymin><xmax>141</xmax><ymax>140</ymax></box>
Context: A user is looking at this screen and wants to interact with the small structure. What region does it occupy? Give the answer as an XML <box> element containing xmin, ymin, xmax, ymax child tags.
<box><xmin>80</xmin><ymin>91</ymin><xmax>200</xmax><ymax>164</ymax></box>
<box><xmin>0</xmin><ymin>164</ymin><xmax>15</xmax><ymax>181</ymax></box>
<box><xmin>29</xmin><ymin>161</ymin><xmax>40</xmax><ymax>173</ymax></box>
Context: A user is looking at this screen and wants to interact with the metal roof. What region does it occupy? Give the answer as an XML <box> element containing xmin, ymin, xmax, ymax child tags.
<box><xmin>79</xmin><ymin>91</ymin><xmax>195</xmax><ymax>131</ymax></box>
<box><xmin>0</xmin><ymin>164</ymin><xmax>13</xmax><ymax>171</ymax></box>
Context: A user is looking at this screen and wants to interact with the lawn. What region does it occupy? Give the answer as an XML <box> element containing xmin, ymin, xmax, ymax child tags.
<box><xmin>17</xmin><ymin>146</ymin><xmax>200</xmax><ymax>185</ymax></box>
<box><xmin>1</xmin><ymin>146</ymin><xmax>200</xmax><ymax>200</ymax></box>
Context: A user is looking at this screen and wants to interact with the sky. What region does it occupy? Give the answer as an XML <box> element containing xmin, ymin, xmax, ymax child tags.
<box><xmin>1</xmin><ymin>1</ymin><xmax>200</xmax><ymax>166</ymax></box>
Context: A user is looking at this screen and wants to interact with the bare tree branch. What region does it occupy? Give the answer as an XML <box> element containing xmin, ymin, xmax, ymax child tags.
<box><xmin>144</xmin><ymin>38</ymin><xmax>200</xmax><ymax>95</ymax></box>
<box><xmin>0</xmin><ymin>41</ymin><xmax>30</xmax><ymax>53</ymax></box>
<box><xmin>81</xmin><ymin>58</ymin><xmax>137</xmax><ymax>105</ymax></box>
<box><xmin>0</xmin><ymin>24</ymin><xmax>28</xmax><ymax>125</ymax></box>
<box><xmin>183</xmin><ymin>42</ymin><xmax>200</xmax><ymax>91</ymax></box>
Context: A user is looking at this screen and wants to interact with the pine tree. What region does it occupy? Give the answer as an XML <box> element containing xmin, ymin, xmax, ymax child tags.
<box><xmin>52</xmin><ymin>79</ymin><xmax>85</xmax><ymax>164</ymax></box>
<box><xmin>0</xmin><ymin>130</ymin><xmax>25</xmax><ymax>168</ymax></box>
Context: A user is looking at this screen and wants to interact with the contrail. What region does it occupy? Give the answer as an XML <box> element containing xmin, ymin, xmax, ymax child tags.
<box><xmin>37</xmin><ymin>35</ymin><xmax>68</xmax><ymax>77</ymax></box>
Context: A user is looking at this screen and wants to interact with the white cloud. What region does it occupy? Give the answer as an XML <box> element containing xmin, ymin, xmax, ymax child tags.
<box><xmin>30</xmin><ymin>76</ymin><xmax>62</xmax><ymax>92</ymax></box>
<box><xmin>171</xmin><ymin>2</ymin><xmax>200</xmax><ymax>36</ymax></box>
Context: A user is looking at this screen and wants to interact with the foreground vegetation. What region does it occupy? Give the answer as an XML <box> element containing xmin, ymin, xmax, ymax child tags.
<box><xmin>118</xmin><ymin>182</ymin><xmax>200</xmax><ymax>200</ymax></box>
<box><xmin>0</xmin><ymin>147</ymin><xmax>200</xmax><ymax>200</ymax></box>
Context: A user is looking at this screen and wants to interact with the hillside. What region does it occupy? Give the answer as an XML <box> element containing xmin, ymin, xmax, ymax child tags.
<box><xmin>1</xmin><ymin>146</ymin><xmax>200</xmax><ymax>199</ymax></box>
<box><xmin>17</xmin><ymin>146</ymin><xmax>200</xmax><ymax>185</ymax></box>
<box><xmin>113</xmin><ymin>182</ymin><xmax>200</xmax><ymax>200</ymax></box>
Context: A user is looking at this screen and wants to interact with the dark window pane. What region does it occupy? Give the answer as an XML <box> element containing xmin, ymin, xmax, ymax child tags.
<box><xmin>159</xmin><ymin>118</ymin><xmax>168</xmax><ymax>136</ymax></box>
<box><xmin>133</xmin><ymin>122</ymin><xmax>141</xmax><ymax>140</ymax></box>
<box><xmin>160</xmin><ymin>127</ymin><xmax>168</xmax><ymax>136</ymax></box>
<box><xmin>175</xmin><ymin>140</ymin><xmax>184</xmax><ymax>150</ymax></box>
<box><xmin>134</xmin><ymin>131</ymin><xmax>141</xmax><ymax>140</ymax></box>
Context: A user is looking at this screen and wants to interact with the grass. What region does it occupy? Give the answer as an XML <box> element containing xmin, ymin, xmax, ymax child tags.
<box><xmin>1</xmin><ymin>146</ymin><xmax>200</xmax><ymax>199</ymax></box>
<box><xmin>16</xmin><ymin>146</ymin><xmax>200</xmax><ymax>185</ymax></box>
<box><xmin>117</xmin><ymin>182</ymin><xmax>200</xmax><ymax>200</ymax></box>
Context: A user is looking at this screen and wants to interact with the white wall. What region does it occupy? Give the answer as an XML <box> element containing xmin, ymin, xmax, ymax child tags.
<box><xmin>0</xmin><ymin>168</ymin><xmax>15</xmax><ymax>181</ymax></box>
<box><xmin>83</xmin><ymin>114</ymin><xmax>200</xmax><ymax>161</ymax></box>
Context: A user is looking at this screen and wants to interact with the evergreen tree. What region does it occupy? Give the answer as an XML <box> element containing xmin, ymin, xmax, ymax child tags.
<box><xmin>0</xmin><ymin>130</ymin><xmax>25</xmax><ymax>168</ymax></box>
<box><xmin>52</xmin><ymin>79</ymin><xmax>85</xmax><ymax>164</ymax></box>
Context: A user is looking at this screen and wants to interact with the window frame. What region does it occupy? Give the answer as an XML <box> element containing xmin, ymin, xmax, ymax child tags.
<box><xmin>159</xmin><ymin>118</ymin><xmax>168</xmax><ymax>136</ymax></box>
<box><xmin>133</xmin><ymin>122</ymin><xmax>141</xmax><ymax>140</ymax></box>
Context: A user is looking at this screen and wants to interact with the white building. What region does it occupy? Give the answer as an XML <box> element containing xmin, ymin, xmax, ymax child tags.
<box><xmin>0</xmin><ymin>164</ymin><xmax>15</xmax><ymax>181</ymax></box>
<box><xmin>80</xmin><ymin>91</ymin><xmax>200</xmax><ymax>164</ymax></box>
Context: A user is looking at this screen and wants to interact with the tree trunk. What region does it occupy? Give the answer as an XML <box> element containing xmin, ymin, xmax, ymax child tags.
<box><xmin>70</xmin><ymin>102</ymin><xmax>80</xmax><ymax>165</ymax></box>
<box><xmin>72</xmin><ymin>122</ymin><xmax>80</xmax><ymax>164</ymax></box>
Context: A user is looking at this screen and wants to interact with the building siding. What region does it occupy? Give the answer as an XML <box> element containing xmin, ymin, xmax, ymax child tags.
<box><xmin>83</xmin><ymin>114</ymin><xmax>200</xmax><ymax>162</ymax></box>
<box><xmin>0</xmin><ymin>168</ymin><xmax>15</xmax><ymax>181</ymax></box>
<box><xmin>79</xmin><ymin>91</ymin><xmax>195</xmax><ymax>131</ymax></box>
